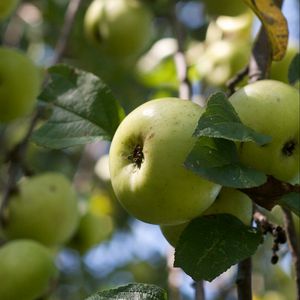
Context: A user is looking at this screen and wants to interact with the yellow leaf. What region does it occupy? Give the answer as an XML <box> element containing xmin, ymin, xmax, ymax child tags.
<box><xmin>243</xmin><ymin>0</ymin><xmax>288</xmax><ymax>61</ymax></box>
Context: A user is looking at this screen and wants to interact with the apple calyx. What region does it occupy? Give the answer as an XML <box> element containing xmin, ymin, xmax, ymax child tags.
<box><xmin>282</xmin><ymin>139</ymin><xmax>297</xmax><ymax>157</ymax></box>
<box><xmin>128</xmin><ymin>144</ymin><xmax>144</xmax><ymax>168</ymax></box>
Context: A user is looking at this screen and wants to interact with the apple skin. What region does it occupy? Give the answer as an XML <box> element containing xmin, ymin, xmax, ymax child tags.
<box><xmin>109</xmin><ymin>98</ymin><xmax>221</xmax><ymax>225</ymax></box>
<box><xmin>229</xmin><ymin>80</ymin><xmax>299</xmax><ymax>182</ymax></box>
<box><xmin>0</xmin><ymin>239</ymin><xmax>58</xmax><ymax>300</ymax></box>
<box><xmin>3</xmin><ymin>173</ymin><xmax>80</xmax><ymax>246</ymax></box>
<box><xmin>202</xmin><ymin>0</ymin><xmax>248</xmax><ymax>17</ymax></box>
<box><xmin>0</xmin><ymin>47</ymin><xmax>41</xmax><ymax>123</ymax></box>
<box><xmin>0</xmin><ymin>0</ymin><xmax>19</xmax><ymax>20</ymax></box>
<box><xmin>160</xmin><ymin>187</ymin><xmax>253</xmax><ymax>247</ymax></box>
<box><xmin>84</xmin><ymin>0</ymin><xmax>152</xmax><ymax>58</ymax></box>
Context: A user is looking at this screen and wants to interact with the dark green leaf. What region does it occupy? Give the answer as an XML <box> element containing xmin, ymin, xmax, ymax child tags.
<box><xmin>185</xmin><ymin>137</ymin><xmax>267</xmax><ymax>188</ymax></box>
<box><xmin>288</xmin><ymin>53</ymin><xmax>300</xmax><ymax>85</ymax></box>
<box><xmin>32</xmin><ymin>65</ymin><xmax>125</xmax><ymax>149</ymax></box>
<box><xmin>194</xmin><ymin>92</ymin><xmax>271</xmax><ymax>145</ymax></box>
<box><xmin>174</xmin><ymin>214</ymin><xmax>262</xmax><ymax>282</ymax></box>
<box><xmin>278</xmin><ymin>192</ymin><xmax>300</xmax><ymax>217</ymax></box>
<box><xmin>85</xmin><ymin>283</ymin><xmax>167</xmax><ymax>300</ymax></box>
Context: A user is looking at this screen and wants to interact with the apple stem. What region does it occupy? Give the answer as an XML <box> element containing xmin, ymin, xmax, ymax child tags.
<box><xmin>282</xmin><ymin>208</ymin><xmax>300</xmax><ymax>300</ymax></box>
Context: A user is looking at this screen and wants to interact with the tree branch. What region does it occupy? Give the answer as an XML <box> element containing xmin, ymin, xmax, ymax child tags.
<box><xmin>240</xmin><ymin>175</ymin><xmax>300</xmax><ymax>211</ymax></box>
<box><xmin>282</xmin><ymin>208</ymin><xmax>300</xmax><ymax>300</ymax></box>
<box><xmin>194</xmin><ymin>281</ymin><xmax>205</xmax><ymax>300</ymax></box>
<box><xmin>236</xmin><ymin>257</ymin><xmax>252</xmax><ymax>300</ymax></box>
<box><xmin>0</xmin><ymin>108</ymin><xmax>43</xmax><ymax>225</ymax></box>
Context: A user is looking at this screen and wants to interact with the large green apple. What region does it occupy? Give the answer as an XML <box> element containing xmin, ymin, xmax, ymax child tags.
<box><xmin>196</xmin><ymin>39</ymin><xmax>251</xmax><ymax>87</ymax></box>
<box><xmin>160</xmin><ymin>187</ymin><xmax>253</xmax><ymax>247</ymax></box>
<box><xmin>229</xmin><ymin>80</ymin><xmax>299</xmax><ymax>182</ymax></box>
<box><xmin>0</xmin><ymin>239</ymin><xmax>58</xmax><ymax>300</ymax></box>
<box><xmin>0</xmin><ymin>0</ymin><xmax>19</xmax><ymax>20</ymax></box>
<box><xmin>0</xmin><ymin>47</ymin><xmax>41</xmax><ymax>123</ymax></box>
<box><xmin>109</xmin><ymin>98</ymin><xmax>221</xmax><ymax>225</ymax></box>
<box><xmin>84</xmin><ymin>0</ymin><xmax>152</xmax><ymax>58</ymax></box>
<box><xmin>202</xmin><ymin>0</ymin><xmax>248</xmax><ymax>17</ymax></box>
<box><xmin>3</xmin><ymin>172</ymin><xmax>80</xmax><ymax>246</ymax></box>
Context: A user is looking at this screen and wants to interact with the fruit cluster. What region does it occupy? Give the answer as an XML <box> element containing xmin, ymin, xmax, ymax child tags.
<box><xmin>108</xmin><ymin>80</ymin><xmax>299</xmax><ymax>246</ymax></box>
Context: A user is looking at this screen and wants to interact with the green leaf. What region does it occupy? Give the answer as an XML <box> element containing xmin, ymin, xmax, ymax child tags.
<box><xmin>85</xmin><ymin>283</ymin><xmax>168</xmax><ymax>300</ymax></box>
<box><xmin>288</xmin><ymin>53</ymin><xmax>300</xmax><ymax>85</ymax></box>
<box><xmin>174</xmin><ymin>214</ymin><xmax>263</xmax><ymax>282</ymax></box>
<box><xmin>278</xmin><ymin>193</ymin><xmax>300</xmax><ymax>217</ymax></box>
<box><xmin>194</xmin><ymin>92</ymin><xmax>271</xmax><ymax>146</ymax></box>
<box><xmin>32</xmin><ymin>65</ymin><xmax>125</xmax><ymax>149</ymax></box>
<box><xmin>185</xmin><ymin>137</ymin><xmax>267</xmax><ymax>188</ymax></box>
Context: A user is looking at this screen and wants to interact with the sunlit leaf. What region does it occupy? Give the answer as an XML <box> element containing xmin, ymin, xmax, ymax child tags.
<box><xmin>243</xmin><ymin>0</ymin><xmax>288</xmax><ymax>60</ymax></box>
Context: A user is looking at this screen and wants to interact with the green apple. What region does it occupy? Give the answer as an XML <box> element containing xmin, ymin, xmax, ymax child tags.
<box><xmin>0</xmin><ymin>47</ymin><xmax>41</xmax><ymax>123</ymax></box>
<box><xmin>202</xmin><ymin>0</ymin><xmax>248</xmax><ymax>17</ymax></box>
<box><xmin>196</xmin><ymin>39</ymin><xmax>251</xmax><ymax>87</ymax></box>
<box><xmin>3</xmin><ymin>172</ymin><xmax>80</xmax><ymax>246</ymax></box>
<box><xmin>160</xmin><ymin>187</ymin><xmax>253</xmax><ymax>247</ymax></box>
<box><xmin>136</xmin><ymin>38</ymin><xmax>178</xmax><ymax>89</ymax></box>
<box><xmin>84</xmin><ymin>0</ymin><xmax>153</xmax><ymax>58</ymax></box>
<box><xmin>205</xmin><ymin>12</ymin><xmax>254</xmax><ymax>44</ymax></box>
<box><xmin>229</xmin><ymin>80</ymin><xmax>299</xmax><ymax>182</ymax></box>
<box><xmin>0</xmin><ymin>239</ymin><xmax>58</xmax><ymax>300</ymax></box>
<box><xmin>0</xmin><ymin>0</ymin><xmax>19</xmax><ymax>20</ymax></box>
<box><xmin>68</xmin><ymin>212</ymin><xmax>113</xmax><ymax>254</ymax></box>
<box><xmin>270</xmin><ymin>45</ymin><xmax>299</xmax><ymax>84</ymax></box>
<box><xmin>109</xmin><ymin>98</ymin><xmax>221</xmax><ymax>225</ymax></box>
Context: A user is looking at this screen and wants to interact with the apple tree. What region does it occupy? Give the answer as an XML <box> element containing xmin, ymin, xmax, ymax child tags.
<box><xmin>0</xmin><ymin>0</ymin><xmax>299</xmax><ymax>300</ymax></box>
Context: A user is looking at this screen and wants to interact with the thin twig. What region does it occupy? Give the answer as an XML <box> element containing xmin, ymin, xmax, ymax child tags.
<box><xmin>236</xmin><ymin>258</ymin><xmax>252</xmax><ymax>300</ymax></box>
<box><xmin>226</xmin><ymin>65</ymin><xmax>249</xmax><ymax>96</ymax></box>
<box><xmin>172</xmin><ymin>7</ymin><xmax>192</xmax><ymax>100</ymax></box>
<box><xmin>51</xmin><ymin>0</ymin><xmax>83</xmax><ymax>65</ymax></box>
<box><xmin>282</xmin><ymin>208</ymin><xmax>300</xmax><ymax>300</ymax></box>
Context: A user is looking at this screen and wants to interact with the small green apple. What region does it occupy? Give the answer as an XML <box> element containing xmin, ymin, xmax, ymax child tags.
<box><xmin>0</xmin><ymin>47</ymin><xmax>41</xmax><ymax>123</ymax></box>
<box><xmin>196</xmin><ymin>39</ymin><xmax>251</xmax><ymax>87</ymax></box>
<box><xmin>0</xmin><ymin>239</ymin><xmax>58</xmax><ymax>300</ymax></box>
<box><xmin>202</xmin><ymin>0</ymin><xmax>248</xmax><ymax>17</ymax></box>
<box><xmin>0</xmin><ymin>0</ymin><xmax>19</xmax><ymax>20</ymax></box>
<box><xmin>109</xmin><ymin>98</ymin><xmax>221</xmax><ymax>225</ymax></box>
<box><xmin>229</xmin><ymin>80</ymin><xmax>299</xmax><ymax>182</ymax></box>
<box><xmin>68</xmin><ymin>212</ymin><xmax>113</xmax><ymax>254</ymax></box>
<box><xmin>3</xmin><ymin>172</ymin><xmax>80</xmax><ymax>246</ymax></box>
<box><xmin>84</xmin><ymin>0</ymin><xmax>153</xmax><ymax>58</ymax></box>
<box><xmin>270</xmin><ymin>45</ymin><xmax>299</xmax><ymax>84</ymax></box>
<box><xmin>160</xmin><ymin>187</ymin><xmax>253</xmax><ymax>247</ymax></box>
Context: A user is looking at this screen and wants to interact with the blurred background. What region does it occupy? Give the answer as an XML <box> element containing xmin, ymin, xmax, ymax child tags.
<box><xmin>0</xmin><ymin>0</ymin><xmax>299</xmax><ymax>299</ymax></box>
